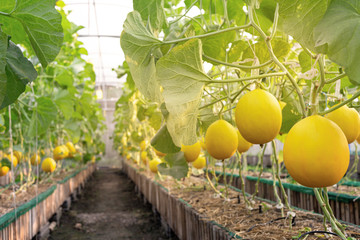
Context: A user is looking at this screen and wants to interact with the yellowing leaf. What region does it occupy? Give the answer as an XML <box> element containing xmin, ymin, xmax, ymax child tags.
<box><xmin>120</xmin><ymin>11</ymin><xmax>162</xmax><ymax>102</ymax></box>
<box><xmin>156</xmin><ymin>39</ymin><xmax>208</xmax><ymax>146</ymax></box>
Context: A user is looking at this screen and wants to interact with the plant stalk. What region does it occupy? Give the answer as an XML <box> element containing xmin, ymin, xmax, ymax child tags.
<box><xmin>203</xmin><ymin>72</ymin><xmax>286</xmax><ymax>84</ymax></box>
<box><xmin>320</xmin><ymin>90</ymin><xmax>360</xmax><ymax>115</ymax></box>
<box><xmin>163</xmin><ymin>23</ymin><xmax>251</xmax><ymax>45</ymax></box>
<box><xmin>251</xmin><ymin>144</ymin><xmax>266</xmax><ymax>201</ymax></box>
<box><xmin>271</xmin><ymin>140</ymin><xmax>291</xmax><ymax>210</ymax></box>
<box><xmin>222</xmin><ymin>159</ymin><xmax>228</xmax><ymax>198</ymax></box>
<box><xmin>248</xmin><ymin>5</ymin><xmax>307</xmax><ymax>117</ymax></box>
<box><xmin>325</xmin><ymin>73</ymin><xmax>347</xmax><ymax>84</ymax></box>
<box><xmin>203</xmin><ymin>54</ymin><xmax>273</xmax><ymax>69</ymax></box>
<box><xmin>237</xmin><ymin>152</ymin><xmax>252</xmax><ymax>208</ymax></box>
<box><xmin>205</xmin><ymin>156</ymin><xmax>223</xmax><ymax>197</ymax></box>
<box><xmin>313</xmin><ymin>188</ymin><xmax>347</xmax><ymax>240</ymax></box>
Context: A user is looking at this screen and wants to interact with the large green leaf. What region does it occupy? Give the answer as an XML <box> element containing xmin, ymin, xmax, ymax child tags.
<box><xmin>0</xmin><ymin>115</ymin><xmax>5</xmax><ymax>133</ymax></box>
<box><xmin>133</xmin><ymin>0</ymin><xmax>167</xmax><ymax>33</ymax></box>
<box><xmin>228</xmin><ymin>40</ymin><xmax>247</xmax><ymax>63</ymax></box>
<box><xmin>255</xmin><ymin>0</ymin><xmax>277</xmax><ymax>34</ymax></box>
<box><xmin>0</xmin><ymin>158</ymin><xmax>12</xmax><ymax>169</ymax></box>
<box><xmin>0</xmin><ymin>1</ymin><xmax>15</xmax><ymax>13</ymax></box>
<box><xmin>64</xmin><ymin>120</ymin><xmax>81</xmax><ymax>143</ymax></box>
<box><xmin>54</xmin><ymin>89</ymin><xmax>74</xmax><ymax>120</ymax></box>
<box><xmin>280</xmin><ymin>103</ymin><xmax>302</xmax><ymax>134</ymax></box>
<box><xmin>136</xmin><ymin>104</ymin><xmax>146</xmax><ymax>122</ymax></box>
<box><xmin>314</xmin><ymin>0</ymin><xmax>360</xmax><ymax>85</ymax></box>
<box><xmin>120</xmin><ymin>11</ymin><xmax>162</xmax><ymax>102</ymax></box>
<box><xmin>202</xmin><ymin>31</ymin><xmax>236</xmax><ymax>63</ymax></box>
<box><xmin>78</xmin><ymin>92</ymin><xmax>94</xmax><ymax>118</ymax></box>
<box><xmin>0</xmin><ymin>31</ymin><xmax>7</xmax><ymax>107</ymax></box>
<box><xmin>0</xmin><ymin>41</ymin><xmax>37</xmax><ymax>109</ymax></box>
<box><xmin>227</xmin><ymin>0</ymin><xmax>246</xmax><ymax>26</ymax></box>
<box><xmin>150</xmin><ymin>125</ymin><xmax>181</xmax><ymax>153</ymax></box>
<box><xmin>185</xmin><ymin>0</ymin><xmax>224</xmax><ymax>22</ymax></box>
<box><xmin>27</xmin><ymin>97</ymin><xmax>57</xmax><ymax>137</ymax></box>
<box><xmin>131</xmin><ymin>131</ymin><xmax>143</xmax><ymax>143</ymax></box>
<box><xmin>55</xmin><ymin>68</ymin><xmax>74</xmax><ymax>87</ymax></box>
<box><xmin>156</xmin><ymin>39</ymin><xmax>207</xmax><ymax>146</ymax></box>
<box><xmin>199</xmin><ymin>108</ymin><xmax>218</xmax><ymax>132</ymax></box>
<box><xmin>277</xmin><ymin>0</ymin><xmax>329</xmax><ymax>51</ymax></box>
<box><xmin>280</xmin><ymin>86</ymin><xmax>302</xmax><ymax>134</ymax></box>
<box><xmin>242</xmin><ymin>39</ymin><xmax>290</xmax><ymax>65</ymax></box>
<box><xmin>149</xmin><ymin>111</ymin><xmax>162</xmax><ymax>130</ymax></box>
<box><xmin>158</xmin><ymin>151</ymin><xmax>189</xmax><ymax>179</ymax></box>
<box><xmin>0</xmin><ymin>0</ymin><xmax>64</xmax><ymax>67</ymax></box>
<box><xmin>298</xmin><ymin>51</ymin><xmax>311</xmax><ymax>73</ymax></box>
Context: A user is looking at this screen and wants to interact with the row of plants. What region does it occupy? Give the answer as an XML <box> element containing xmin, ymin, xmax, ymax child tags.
<box><xmin>114</xmin><ymin>0</ymin><xmax>360</xmax><ymax>239</ymax></box>
<box><xmin>0</xmin><ymin>0</ymin><xmax>105</xmax><ymax>198</ymax></box>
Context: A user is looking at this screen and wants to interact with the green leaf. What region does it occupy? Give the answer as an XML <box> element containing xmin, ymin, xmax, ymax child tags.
<box><xmin>149</xmin><ymin>111</ymin><xmax>162</xmax><ymax>130</ymax></box>
<box><xmin>0</xmin><ymin>1</ymin><xmax>15</xmax><ymax>13</ymax></box>
<box><xmin>144</xmin><ymin>104</ymin><xmax>158</xmax><ymax>117</ymax></box>
<box><xmin>55</xmin><ymin>68</ymin><xmax>73</xmax><ymax>87</ymax></box>
<box><xmin>228</xmin><ymin>40</ymin><xmax>247</xmax><ymax>63</ymax></box>
<box><xmin>150</xmin><ymin>125</ymin><xmax>181</xmax><ymax>153</ymax></box>
<box><xmin>187</xmin><ymin>0</ymin><xmax>224</xmax><ymax>22</ymax></box>
<box><xmin>64</xmin><ymin>120</ymin><xmax>81</xmax><ymax>143</ymax></box>
<box><xmin>158</xmin><ymin>151</ymin><xmax>189</xmax><ymax>179</ymax></box>
<box><xmin>120</xmin><ymin>11</ymin><xmax>162</xmax><ymax>102</ymax></box>
<box><xmin>298</xmin><ymin>51</ymin><xmax>311</xmax><ymax>73</ymax></box>
<box><xmin>54</xmin><ymin>89</ymin><xmax>74</xmax><ymax>120</ymax></box>
<box><xmin>113</xmin><ymin>61</ymin><xmax>130</xmax><ymax>79</ymax></box>
<box><xmin>227</xmin><ymin>0</ymin><xmax>246</xmax><ymax>26</ymax></box>
<box><xmin>84</xmin><ymin>130</ymin><xmax>92</xmax><ymax>145</ymax></box>
<box><xmin>313</xmin><ymin>0</ymin><xmax>360</xmax><ymax>85</ymax></box>
<box><xmin>280</xmin><ymin>86</ymin><xmax>302</xmax><ymax>134</ymax></box>
<box><xmin>277</xmin><ymin>0</ymin><xmax>329</xmax><ymax>51</ymax></box>
<box><xmin>272</xmin><ymin>39</ymin><xmax>291</xmax><ymax>60</ymax></box>
<box><xmin>156</xmin><ymin>39</ymin><xmax>207</xmax><ymax>146</ymax></box>
<box><xmin>133</xmin><ymin>0</ymin><xmax>167</xmax><ymax>33</ymax></box>
<box><xmin>70</xmin><ymin>58</ymin><xmax>86</xmax><ymax>75</ymax></box>
<box><xmin>131</xmin><ymin>131</ymin><xmax>143</xmax><ymax>143</ymax></box>
<box><xmin>13</xmin><ymin>144</ymin><xmax>22</xmax><ymax>152</ymax></box>
<box><xmin>280</xmin><ymin>102</ymin><xmax>302</xmax><ymax>134</ymax></box>
<box><xmin>255</xmin><ymin>0</ymin><xmax>277</xmax><ymax>34</ymax></box>
<box><xmin>202</xmin><ymin>31</ymin><xmax>236</xmax><ymax>63</ymax></box>
<box><xmin>0</xmin><ymin>41</ymin><xmax>37</xmax><ymax>109</ymax></box>
<box><xmin>0</xmin><ymin>115</ymin><xmax>4</xmax><ymax>126</ymax></box>
<box><xmin>116</xmin><ymin>87</ymin><xmax>135</xmax><ymax>105</ymax></box>
<box><xmin>199</xmin><ymin>108</ymin><xmax>218</xmax><ymax>132</ymax></box>
<box><xmin>27</xmin><ymin>97</ymin><xmax>57</xmax><ymax>137</ymax></box>
<box><xmin>0</xmin><ymin>30</ymin><xmax>8</xmax><ymax>107</ymax></box>
<box><xmin>0</xmin><ymin>0</ymin><xmax>63</xmax><ymax>67</ymax></box>
<box><xmin>258</xmin><ymin>0</ymin><xmax>277</xmax><ymax>21</ymax></box>
<box><xmin>137</xmin><ymin>105</ymin><xmax>146</xmax><ymax>121</ymax></box>
<box><xmin>160</xmin><ymin>102</ymin><xmax>169</xmax><ymax>119</ymax></box>
<box><xmin>78</xmin><ymin>93</ymin><xmax>94</xmax><ymax>118</ymax></box>
<box><xmin>0</xmin><ymin>158</ymin><xmax>11</xmax><ymax>169</ymax></box>
<box><xmin>242</xmin><ymin>39</ymin><xmax>290</xmax><ymax>65</ymax></box>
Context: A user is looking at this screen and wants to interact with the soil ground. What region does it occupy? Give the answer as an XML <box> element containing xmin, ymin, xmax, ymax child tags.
<box><xmin>50</xmin><ymin>167</ymin><xmax>178</xmax><ymax>240</ymax></box>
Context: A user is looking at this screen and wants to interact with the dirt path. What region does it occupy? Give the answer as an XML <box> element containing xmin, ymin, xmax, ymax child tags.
<box><xmin>50</xmin><ymin>168</ymin><xmax>177</xmax><ymax>240</ymax></box>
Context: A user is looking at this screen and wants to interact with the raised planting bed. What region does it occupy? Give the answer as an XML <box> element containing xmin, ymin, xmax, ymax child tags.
<box><xmin>210</xmin><ymin>169</ymin><xmax>360</xmax><ymax>226</ymax></box>
<box><xmin>122</xmin><ymin>160</ymin><xmax>360</xmax><ymax>239</ymax></box>
<box><xmin>0</xmin><ymin>163</ymin><xmax>96</xmax><ymax>240</ymax></box>
<box><xmin>0</xmin><ymin>173</ymin><xmax>12</xmax><ymax>186</ymax></box>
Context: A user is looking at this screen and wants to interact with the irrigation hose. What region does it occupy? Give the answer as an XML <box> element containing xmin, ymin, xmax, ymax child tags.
<box><xmin>297</xmin><ymin>230</ymin><xmax>339</xmax><ymax>240</ymax></box>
